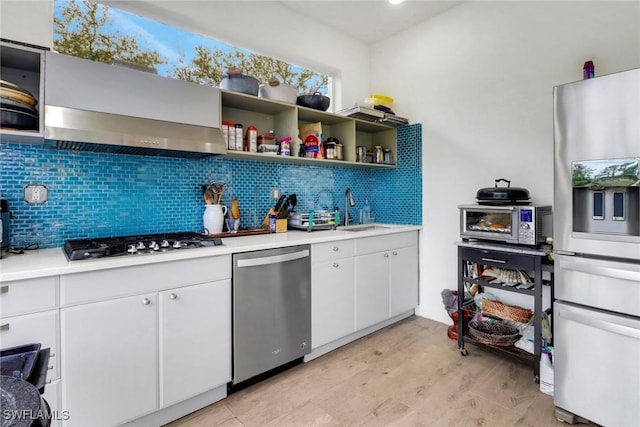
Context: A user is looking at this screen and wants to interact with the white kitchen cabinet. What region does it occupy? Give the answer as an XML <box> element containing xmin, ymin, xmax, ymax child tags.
<box><xmin>0</xmin><ymin>275</ymin><xmax>60</xmax><ymax>384</ymax></box>
<box><xmin>0</xmin><ymin>1</ymin><xmax>53</xmax><ymax>49</ymax></box>
<box><xmin>61</xmin><ymin>294</ymin><xmax>158</xmax><ymax>427</ymax></box>
<box><xmin>0</xmin><ymin>310</ymin><xmax>59</xmax><ymax>381</ymax></box>
<box><xmin>355</xmin><ymin>251</ymin><xmax>390</xmax><ymax>329</ymax></box>
<box><xmin>159</xmin><ymin>280</ymin><xmax>231</xmax><ymax>408</ymax></box>
<box><xmin>311</xmin><ymin>241</ymin><xmax>355</xmax><ymax>348</ymax></box>
<box><xmin>354</xmin><ymin>232</ymin><xmax>419</xmax><ymax>329</ymax></box>
<box><xmin>311</xmin><ymin>257</ymin><xmax>355</xmax><ymax>348</ymax></box>
<box><xmin>0</xmin><ymin>276</ymin><xmax>58</xmax><ymax>318</ymax></box>
<box><xmin>0</xmin><ymin>41</ymin><xmax>46</xmax><ymax>144</ymax></box>
<box><xmin>59</xmin><ymin>255</ymin><xmax>232</xmax><ymax>426</ymax></box>
<box><xmin>389</xmin><ymin>246</ymin><xmax>419</xmax><ymax>317</ymax></box>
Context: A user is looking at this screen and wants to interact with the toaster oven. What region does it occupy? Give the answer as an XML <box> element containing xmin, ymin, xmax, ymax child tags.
<box><xmin>459</xmin><ymin>204</ymin><xmax>552</xmax><ymax>246</ymax></box>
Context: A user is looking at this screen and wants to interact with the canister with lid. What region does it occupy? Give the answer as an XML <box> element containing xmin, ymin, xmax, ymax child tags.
<box><xmin>383</xmin><ymin>148</ymin><xmax>392</xmax><ymax>164</ymax></box>
<box><xmin>335</xmin><ymin>143</ymin><xmax>343</xmax><ymax>160</ymax></box>
<box><xmin>325</xmin><ymin>137</ymin><xmax>338</xmax><ymax>159</ymax></box>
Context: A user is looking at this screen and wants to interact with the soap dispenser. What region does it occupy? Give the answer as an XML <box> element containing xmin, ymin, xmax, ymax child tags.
<box><xmin>361</xmin><ymin>198</ymin><xmax>372</xmax><ymax>224</ymax></box>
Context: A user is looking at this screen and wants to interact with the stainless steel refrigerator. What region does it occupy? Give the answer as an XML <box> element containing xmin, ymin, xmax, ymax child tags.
<box><xmin>553</xmin><ymin>68</ymin><xmax>640</xmax><ymax>426</ymax></box>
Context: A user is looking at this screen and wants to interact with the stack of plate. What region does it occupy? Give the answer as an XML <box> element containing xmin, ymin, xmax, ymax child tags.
<box><xmin>1</xmin><ymin>79</ymin><xmax>38</xmax><ymax>130</ymax></box>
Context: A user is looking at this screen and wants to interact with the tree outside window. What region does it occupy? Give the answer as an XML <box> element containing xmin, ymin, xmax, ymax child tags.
<box><xmin>53</xmin><ymin>0</ymin><xmax>329</xmax><ymax>94</ymax></box>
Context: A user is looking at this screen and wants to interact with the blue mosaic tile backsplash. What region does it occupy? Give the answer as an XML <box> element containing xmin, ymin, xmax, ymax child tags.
<box><xmin>0</xmin><ymin>124</ymin><xmax>421</xmax><ymax>248</ymax></box>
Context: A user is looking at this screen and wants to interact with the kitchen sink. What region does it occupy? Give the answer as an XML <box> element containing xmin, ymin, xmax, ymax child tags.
<box><xmin>340</xmin><ymin>224</ymin><xmax>391</xmax><ymax>232</ymax></box>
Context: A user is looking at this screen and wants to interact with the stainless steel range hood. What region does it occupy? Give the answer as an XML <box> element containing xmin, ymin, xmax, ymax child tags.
<box><xmin>44</xmin><ymin>52</ymin><xmax>226</xmax><ymax>158</ymax></box>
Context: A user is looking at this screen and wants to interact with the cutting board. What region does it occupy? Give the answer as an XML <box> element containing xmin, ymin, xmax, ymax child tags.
<box><xmin>210</xmin><ymin>228</ymin><xmax>271</xmax><ymax>238</ymax></box>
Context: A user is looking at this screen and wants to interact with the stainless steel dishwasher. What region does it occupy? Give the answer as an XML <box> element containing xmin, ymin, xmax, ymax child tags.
<box><xmin>232</xmin><ymin>245</ymin><xmax>311</xmax><ymax>385</ymax></box>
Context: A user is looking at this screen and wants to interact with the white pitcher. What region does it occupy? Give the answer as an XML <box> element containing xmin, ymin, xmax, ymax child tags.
<box><xmin>203</xmin><ymin>204</ymin><xmax>227</xmax><ymax>235</ymax></box>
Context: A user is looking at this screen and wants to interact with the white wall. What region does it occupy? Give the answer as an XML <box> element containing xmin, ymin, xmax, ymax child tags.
<box><xmin>370</xmin><ymin>1</ymin><xmax>640</xmax><ymax>324</ymax></box>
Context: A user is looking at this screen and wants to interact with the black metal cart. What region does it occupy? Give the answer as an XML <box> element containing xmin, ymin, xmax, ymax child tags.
<box><xmin>457</xmin><ymin>241</ymin><xmax>554</xmax><ymax>382</ymax></box>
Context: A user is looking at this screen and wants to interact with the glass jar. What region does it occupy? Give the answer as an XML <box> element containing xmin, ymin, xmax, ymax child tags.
<box><xmin>374</xmin><ymin>146</ymin><xmax>383</xmax><ymax>164</ymax></box>
<box><xmin>383</xmin><ymin>148</ymin><xmax>392</xmax><ymax>164</ymax></box>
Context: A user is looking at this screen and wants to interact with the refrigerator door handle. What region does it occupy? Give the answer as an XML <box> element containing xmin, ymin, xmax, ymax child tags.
<box><xmin>557</xmin><ymin>307</ymin><xmax>640</xmax><ymax>340</ymax></box>
<box><xmin>556</xmin><ymin>254</ymin><xmax>640</xmax><ymax>282</ymax></box>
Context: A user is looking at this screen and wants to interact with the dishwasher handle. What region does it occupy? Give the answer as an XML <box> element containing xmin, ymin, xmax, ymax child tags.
<box><xmin>236</xmin><ymin>249</ymin><xmax>310</xmax><ymax>268</ymax></box>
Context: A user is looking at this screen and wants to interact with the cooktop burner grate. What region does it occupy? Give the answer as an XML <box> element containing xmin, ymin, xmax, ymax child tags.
<box><xmin>64</xmin><ymin>232</ymin><xmax>223</xmax><ymax>261</ymax></box>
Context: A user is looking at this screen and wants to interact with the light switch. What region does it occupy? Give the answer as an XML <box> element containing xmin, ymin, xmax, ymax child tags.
<box><xmin>24</xmin><ymin>185</ymin><xmax>48</xmax><ymax>204</ymax></box>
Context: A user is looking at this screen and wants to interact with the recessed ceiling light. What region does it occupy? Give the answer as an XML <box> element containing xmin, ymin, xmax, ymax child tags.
<box><xmin>388</xmin><ymin>0</ymin><xmax>405</xmax><ymax>4</ymax></box>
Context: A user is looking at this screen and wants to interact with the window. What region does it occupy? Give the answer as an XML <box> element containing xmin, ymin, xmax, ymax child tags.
<box><xmin>53</xmin><ymin>0</ymin><xmax>329</xmax><ymax>95</ymax></box>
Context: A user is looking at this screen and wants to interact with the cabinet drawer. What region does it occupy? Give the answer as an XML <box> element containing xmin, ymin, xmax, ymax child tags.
<box><xmin>0</xmin><ymin>277</ymin><xmax>58</xmax><ymax>317</ymax></box>
<box><xmin>0</xmin><ymin>310</ymin><xmax>60</xmax><ymax>380</ymax></box>
<box><xmin>61</xmin><ymin>255</ymin><xmax>231</xmax><ymax>306</ymax></box>
<box><xmin>460</xmin><ymin>247</ymin><xmax>536</xmax><ymax>270</ymax></box>
<box><xmin>312</xmin><ymin>240</ymin><xmax>354</xmax><ymax>263</ymax></box>
<box><xmin>355</xmin><ymin>231</ymin><xmax>418</xmax><ymax>256</ymax></box>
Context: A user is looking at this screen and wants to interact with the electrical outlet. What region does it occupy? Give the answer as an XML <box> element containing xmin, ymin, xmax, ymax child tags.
<box><xmin>24</xmin><ymin>185</ymin><xmax>49</xmax><ymax>204</ymax></box>
<box><xmin>270</xmin><ymin>188</ymin><xmax>281</xmax><ymax>200</ymax></box>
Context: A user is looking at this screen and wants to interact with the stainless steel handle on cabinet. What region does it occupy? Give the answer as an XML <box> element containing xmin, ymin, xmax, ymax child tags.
<box><xmin>558</xmin><ymin>307</ymin><xmax>640</xmax><ymax>339</ymax></box>
<box><xmin>0</xmin><ymin>323</ymin><xmax>8</xmax><ymax>331</ymax></box>
<box><xmin>332</xmin><ymin>247</ymin><xmax>339</xmax><ymax>252</ymax></box>
<box><xmin>48</xmin><ymin>365</ymin><xmax>54</xmax><ymax>370</ymax></box>
<box><xmin>392</xmin><ymin>251</ymin><xmax>398</xmax><ymax>256</ymax></box>
<box><xmin>384</xmin><ymin>253</ymin><xmax>389</xmax><ymax>258</ymax></box>
<box><xmin>333</xmin><ymin>262</ymin><xmax>339</xmax><ymax>268</ymax></box>
<box><xmin>0</xmin><ymin>286</ymin><xmax>8</xmax><ymax>294</ymax></box>
<box><xmin>481</xmin><ymin>257</ymin><xmax>507</xmax><ymax>264</ymax></box>
<box><xmin>142</xmin><ymin>298</ymin><xmax>151</xmax><ymax>305</ymax></box>
<box><xmin>170</xmin><ymin>293</ymin><xmax>178</xmax><ymax>300</ymax></box>
<box><xmin>46</xmin><ymin>379</ymin><xmax>52</xmax><ymax>384</ymax></box>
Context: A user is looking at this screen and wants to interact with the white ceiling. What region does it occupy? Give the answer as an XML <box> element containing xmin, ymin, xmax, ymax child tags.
<box><xmin>278</xmin><ymin>1</ymin><xmax>464</xmax><ymax>44</ymax></box>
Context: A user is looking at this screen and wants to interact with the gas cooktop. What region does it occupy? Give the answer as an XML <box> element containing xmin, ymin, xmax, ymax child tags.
<box><xmin>64</xmin><ymin>232</ymin><xmax>223</xmax><ymax>261</ymax></box>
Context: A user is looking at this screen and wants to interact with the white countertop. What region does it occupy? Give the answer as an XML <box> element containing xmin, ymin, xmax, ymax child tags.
<box><xmin>0</xmin><ymin>224</ymin><xmax>421</xmax><ymax>282</ymax></box>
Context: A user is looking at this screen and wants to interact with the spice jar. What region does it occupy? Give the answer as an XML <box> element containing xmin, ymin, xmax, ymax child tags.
<box><xmin>246</xmin><ymin>126</ymin><xmax>257</xmax><ymax>153</ymax></box>
<box><xmin>234</xmin><ymin>123</ymin><xmax>243</xmax><ymax>151</ymax></box>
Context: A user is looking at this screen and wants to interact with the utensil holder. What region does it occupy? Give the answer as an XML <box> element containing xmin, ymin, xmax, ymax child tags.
<box><xmin>203</xmin><ymin>204</ymin><xmax>227</xmax><ymax>235</ymax></box>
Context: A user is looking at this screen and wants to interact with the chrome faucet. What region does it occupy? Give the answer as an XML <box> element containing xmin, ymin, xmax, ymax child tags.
<box><xmin>344</xmin><ymin>188</ymin><xmax>355</xmax><ymax>226</ymax></box>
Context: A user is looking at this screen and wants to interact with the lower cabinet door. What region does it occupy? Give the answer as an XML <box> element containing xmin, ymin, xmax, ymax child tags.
<box><xmin>389</xmin><ymin>245</ymin><xmax>419</xmax><ymax>317</ymax></box>
<box><xmin>61</xmin><ymin>294</ymin><xmax>157</xmax><ymax>427</ymax></box>
<box><xmin>355</xmin><ymin>252</ymin><xmax>389</xmax><ymax>330</ymax></box>
<box><xmin>311</xmin><ymin>258</ymin><xmax>355</xmax><ymax>348</ymax></box>
<box><xmin>159</xmin><ymin>280</ymin><xmax>231</xmax><ymax>407</ymax></box>
<box><xmin>0</xmin><ymin>309</ymin><xmax>59</xmax><ymax>380</ymax></box>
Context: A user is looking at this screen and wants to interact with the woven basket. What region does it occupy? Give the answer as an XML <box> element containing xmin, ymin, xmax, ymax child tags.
<box><xmin>468</xmin><ymin>319</ymin><xmax>520</xmax><ymax>347</ymax></box>
<box><xmin>482</xmin><ymin>299</ymin><xmax>533</xmax><ymax>324</ymax></box>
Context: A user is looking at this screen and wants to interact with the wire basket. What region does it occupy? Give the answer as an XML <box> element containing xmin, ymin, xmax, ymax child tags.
<box><xmin>468</xmin><ymin>319</ymin><xmax>520</xmax><ymax>347</ymax></box>
<box><xmin>482</xmin><ymin>299</ymin><xmax>533</xmax><ymax>324</ymax></box>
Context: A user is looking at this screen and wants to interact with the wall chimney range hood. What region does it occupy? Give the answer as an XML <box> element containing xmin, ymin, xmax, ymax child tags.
<box><xmin>44</xmin><ymin>52</ymin><xmax>226</xmax><ymax>158</ymax></box>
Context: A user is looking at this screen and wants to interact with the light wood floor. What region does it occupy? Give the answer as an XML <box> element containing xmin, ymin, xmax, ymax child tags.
<box><xmin>166</xmin><ymin>316</ymin><xmax>566</xmax><ymax>427</ymax></box>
